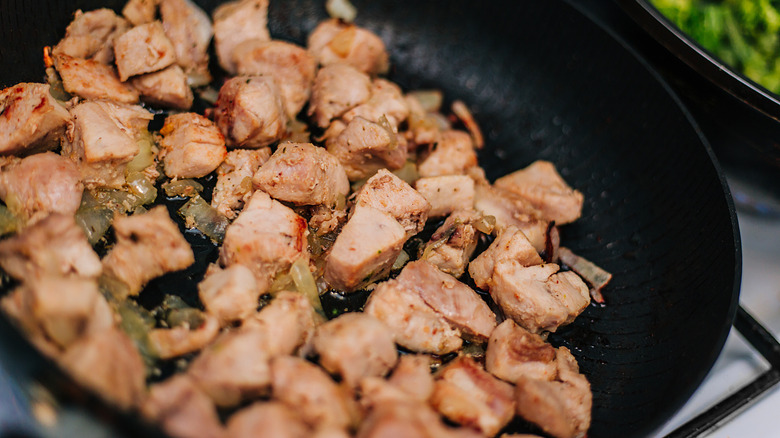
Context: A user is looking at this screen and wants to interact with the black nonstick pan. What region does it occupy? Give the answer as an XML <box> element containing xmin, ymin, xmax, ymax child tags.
<box><xmin>0</xmin><ymin>1</ymin><xmax>741</xmax><ymax>437</ymax></box>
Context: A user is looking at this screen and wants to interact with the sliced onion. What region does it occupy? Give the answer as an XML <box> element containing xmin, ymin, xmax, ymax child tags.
<box><xmin>126</xmin><ymin>130</ymin><xmax>157</xmax><ymax>173</ymax></box>
<box><xmin>75</xmin><ymin>206</ymin><xmax>113</xmax><ymax>245</ymax></box>
<box><xmin>126</xmin><ymin>172</ymin><xmax>158</xmax><ymax>206</ymax></box>
<box><xmin>290</xmin><ymin>256</ymin><xmax>323</xmax><ymax>315</ymax></box>
<box><xmin>45</xmin><ymin>67</ymin><xmax>71</xmax><ymax>102</ymax></box>
<box><xmin>392</xmin><ymin>161</ymin><xmax>419</xmax><ymax>186</ymax></box>
<box><xmin>326</xmin><ymin>0</ymin><xmax>357</xmax><ymax>23</ymax></box>
<box><xmin>474</xmin><ymin>214</ymin><xmax>496</xmax><ymax>235</ymax></box>
<box><xmin>0</xmin><ymin>204</ymin><xmax>21</xmax><ymax>236</ymax></box>
<box><xmin>178</xmin><ymin>195</ymin><xmax>229</xmax><ymax>243</ymax></box>
<box><xmin>378</xmin><ymin>114</ymin><xmax>399</xmax><ymax>151</ymax></box>
<box><xmin>162</xmin><ymin>179</ymin><xmax>204</xmax><ymax>198</ymax></box>
<box><xmin>408</xmin><ymin>90</ymin><xmax>443</xmax><ymax>113</ymax></box>
<box><xmin>558</xmin><ymin>247</ymin><xmax>612</xmax><ymax>304</ymax></box>
<box><xmin>391</xmin><ymin>250</ymin><xmax>410</xmax><ymax>271</ymax></box>
<box><xmin>452</xmin><ymin>100</ymin><xmax>484</xmax><ymax>149</ymax></box>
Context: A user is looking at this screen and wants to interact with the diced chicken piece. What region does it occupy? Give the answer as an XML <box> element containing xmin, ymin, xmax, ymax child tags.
<box><xmin>324</xmin><ymin>206</ymin><xmax>406</xmax><ymax>292</ymax></box>
<box><xmin>343</xmin><ymin>79</ymin><xmax>410</xmax><ymax>128</ymax></box>
<box><xmin>307</xmin><ymin>19</ymin><xmax>389</xmax><ymax>75</ymax></box>
<box><xmin>227</xmin><ymin>402</ymin><xmax>308</xmax><ymax>438</ymax></box>
<box><xmin>213</xmin><ymin>0</ymin><xmax>271</xmax><ymax>74</ymax></box>
<box><xmin>364</xmin><ymin>279</ymin><xmax>462</xmax><ymax>355</ymax></box>
<box><xmin>130</xmin><ymin>65</ymin><xmax>194</xmax><ymax>110</ymax></box>
<box><xmin>430</xmin><ymin>356</ymin><xmax>516</xmax><ymax>437</ymax></box>
<box><xmin>188</xmin><ymin>327</ymin><xmax>272</xmax><ymax>407</ymax></box>
<box><xmin>242</xmin><ymin>290</ymin><xmax>319</xmax><ymax>357</ymax></box>
<box><xmin>326</xmin><ymin>117</ymin><xmax>406</xmax><ymax>181</ymax></box>
<box><xmin>143</xmin><ymin>375</ymin><xmax>225</xmax><ymax>438</ymax></box>
<box><xmin>469</xmin><ymin>226</ymin><xmax>543</xmax><ymax>290</ymax></box>
<box><xmin>415</xmin><ymin>176</ymin><xmax>475</xmax><ymax>218</ymax></box>
<box><xmin>396</xmin><ymin>260</ymin><xmax>496</xmax><ymax>340</ymax></box>
<box><xmin>158</xmin><ymin>112</ymin><xmax>226</xmax><ymax>178</ymax></box>
<box><xmin>308</xmin><ymin>204</ymin><xmax>347</xmax><ymax>235</ymax></box>
<box><xmin>147</xmin><ymin>315</ymin><xmax>220</xmax><ymax>359</ymax></box>
<box><xmin>0</xmin><ymin>214</ymin><xmax>100</xmax><ymax>281</ymax></box>
<box><xmin>101</xmin><ymin>206</ymin><xmax>195</xmax><ymax>297</ymax></box>
<box><xmin>354</xmin><ymin>169</ymin><xmax>431</xmax><ymax>237</ymax></box>
<box><xmin>417</xmin><ymin>130</ymin><xmax>477</xmax><ymax>178</ymax></box>
<box><xmin>252</xmin><ymin>142</ymin><xmax>349</xmax><ymax>207</ymax></box>
<box><xmin>114</xmin><ymin>21</ymin><xmax>177</xmax><ymax>81</ymax></box>
<box><xmin>199</xmin><ymin>264</ymin><xmax>261</xmax><ymax>326</ymax></box>
<box><xmin>220</xmin><ymin>191</ymin><xmax>308</xmax><ymax>290</ymax></box>
<box><xmin>211</xmin><ymin>148</ymin><xmax>271</xmax><ymax>219</ymax></box>
<box><xmin>0</xmin><ymin>83</ymin><xmax>70</xmax><ymax>156</ymax></box>
<box><xmin>313</xmin><ymin>429</ymin><xmax>352</xmax><ymax>438</ymax></box>
<box><xmin>473</xmin><ymin>183</ymin><xmax>549</xmax><ymax>252</ymax></box>
<box><xmin>53</xmin><ymin>54</ymin><xmax>138</xmax><ymax>104</ymax></box>
<box><xmin>420</xmin><ymin>210</ymin><xmax>481</xmax><ymax>278</ymax></box>
<box><xmin>59</xmin><ymin>328</ymin><xmax>146</xmax><ymax>410</ymax></box>
<box><xmin>234</xmin><ymin>40</ymin><xmax>317</xmax><ymax>118</ymax></box>
<box><xmin>213</xmin><ymin>76</ymin><xmax>287</xmax><ymax>148</ymax></box>
<box><xmin>387</xmin><ymin>354</ymin><xmax>434</xmax><ymax>402</ymax></box>
<box><xmin>64</xmin><ymin>100</ymin><xmax>153</xmax><ymax>188</ymax></box>
<box><xmin>308</xmin><ymin>64</ymin><xmax>371</xmax><ymax>128</ymax></box>
<box><xmin>485</xmin><ymin>319</ymin><xmax>557</xmax><ymax>382</ymax></box>
<box><xmin>122</xmin><ymin>0</ymin><xmax>158</xmax><ymax>26</ymax></box>
<box><xmin>311</xmin><ymin>313</ymin><xmax>398</xmax><ymax>388</ymax></box>
<box><xmin>160</xmin><ymin>0</ymin><xmax>213</xmax><ymax>86</ymax></box>
<box><xmin>52</xmin><ymin>9</ymin><xmax>130</xmax><ymax>64</ymax></box>
<box><xmin>270</xmin><ymin>356</ymin><xmax>354</xmax><ymax>431</ymax></box>
<box><xmin>356</xmin><ymin>397</ymin><xmax>483</xmax><ymax>438</ymax></box>
<box><xmin>490</xmin><ymin>262</ymin><xmax>589</xmax><ymax>334</ymax></box>
<box><xmin>494</xmin><ymin>160</ymin><xmax>584</xmax><ymax>225</ymax></box>
<box><xmin>0</xmin><ymin>152</ymin><xmax>82</xmax><ymax>222</ymax></box>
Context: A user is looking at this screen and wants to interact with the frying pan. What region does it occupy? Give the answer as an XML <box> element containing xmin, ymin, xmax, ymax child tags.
<box><xmin>0</xmin><ymin>0</ymin><xmax>741</xmax><ymax>437</ymax></box>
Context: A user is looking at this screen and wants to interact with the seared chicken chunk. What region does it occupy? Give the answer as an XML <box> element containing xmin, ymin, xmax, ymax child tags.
<box><xmin>343</xmin><ymin>79</ymin><xmax>410</xmax><ymax>129</ymax></box>
<box><xmin>324</xmin><ymin>206</ymin><xmax>406</xmax><ymax>292</ymax></box>
<box><xmin>417</xmin><ymin>130</ymin><xmax>477</xmax><ymax>178</ymax></box>
<box><xmin>143</xmin><ymin>375</ymin><xmax>226</xmax><ymax>438</ymax></box>
<box><xmin>308</xmin><ymin>19</ymin><xmax>389</xmax><ymax>75</ymax></box>
<box><xmin>52</xmin><ymin>9</ymin><xmax>130</xmax><ymax>64</ymax></box>
<box><xmin>495</xmin><ymin>160</ymin><xmax>584</xmax><ymax>225</ymax></box>
<box><xmin>354</xmin><ymin>169</ymin><xmax>431</xmax><ymax>237</ymax></box>
<box><xmin>114</xmin><ymin>21</ymin><xmax>177</xmax><ymax>81</ymax></box>
<box><xmin>147</xmin><ymin>315</ymin><xmax>220</xmax><ymax>359</ymax></box>
<box><xmin>53</xmin><ymin>54</ymin><xmax>139</xmax><ymax>104</ymax></box>
<box><xmin>242</xmin><ymin>290</ymin><xmax>319</xmax><ymax>357</ymax></box>
<box><xmin>160</xmin><ymin>0</ymin><xmax>213</xmax><ymax>86</ymax></box>
<box><xmin>311</xmin><ymin>312</ymin><xmax>398</xmax><ymax>388</ymax></box>
<box><xmin>421</xmin><ymin>210</ymin><xmax>482</xmax><ymax>278</ymax></box>
<box><xmin>213</xmin><ymin>0</ymin><xmax>271</xmax><ymax>74</ymax></box>
<box><xmin>122</xmin><ymin>0</ymin><xmax>158</xmax><ymax>25</ymax></box>
<box><xmin>0</xmin><ymin>214</ymin><xmax>100</xmax><ymax>281</ymax></box>
<box><xmin>64</xmin><ymin>100</ymin><xmax>153</xmax><ymax>188</ymax></box>
<box><xmin>473</xmin><ymin>183</ymin><xmax>549</xmax><ymax>253</ymax></box>
<box><xmin>308</xmin><ymin>64</ymin><xmax>372</xmax><ymax>128</ymax></box>
<box><xmin>214</xmin><ymin>76</ymin><xmax>287</xmax><ymax>148</ymax></box>
<box><xmin>199</xmin><ymin>264</ymin><xmax>261</xmax><ymax>326</ymax></box>
<box><xmin>0</xmin><ymin>83</ymin><xmax>70</xmax><ymax>156</ymax></box>
<box><xmin>357</xmin><ymin>396</ymin><xmax>482</xmax><ymax>438</ymax></box>
<box><xmin>485</xmin><ymin>319</ymin><xmax>557</xmax><ymax>382</ymax></box>
<box><xmin>101</xmin><ymin>206</ymin><xmax>195</xmax><ymax>297</ymax></box>
<box><xmin>387</xmin><ymin>354</ymin><xmax>434</xmax><ymax>402</ymax></box>
<box><xmin>220</xmin><ymin>190</ymin><xmax>308</xmax><ymax>290</ymax></box>
<box><xmin>415</xmin><ymin>175</ymin><xmax>475</xmax><ymax>218</ymax></box>
<box><xmin>227</xmin><ymin>402</ymin><xmax>308</xmax><ymax>438</ymax></box>
<box><xmin>233</xmin><ymin>40</ymin><xmax>317</xmax><ymax>118</ymax></box>
<box><xmin>211</xmin><ymin>148</ymin><xmax>271</xmax><ymax>219</ymax></box>
<box><xmin>326</xmin><ymin>117</ymin><xmax>407</xmax><ymax>181</ymax></box>
<box><xmin>130</xmin><ymin>65</ymin><xmax>194</xmax><ymax>110</ymax></box>
<box><xmin>159</xmin><ymin>112</ymin><xmax>226</xmax><ymax>178</ymax></box>
<box><xmin>430</xmin><ymin>356</ymin><xmax>515</xmax><ymax>437</ymax></box>
<box><xmin>252</xmin><ymin>142</ymin><xmax>349</xmax><ymax>207</ymax></box>
<box><xmin>469</xmin><ymin>226</ymin><xmax>543</xmax><ymax>290</ymax></box>
<box><xmin>0</xmin><ymin>152</ymin><xmax>82</xmax><ymax>222</ymax></box>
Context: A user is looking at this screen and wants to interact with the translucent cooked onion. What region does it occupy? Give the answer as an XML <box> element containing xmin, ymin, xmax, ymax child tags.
<box><xmin>162</xmin><ymin>179</ymin><xmax>204</xmax><ymax>198</ymax></box>
<box><xmin>408</xmin><ymin>90</ymin><xmax>443</xmax><ymax>113</ymax></box>
<box><xmin>392</xmin><ymin>161</ymin><xmax>419</xmax><ymax>186</ymax></box>
<box><xmin>125</xmin><ymin>172</ymin><xmax>158</xmax><ymax>206</ymax></box>
<box><xmin>391</xmin><ymin>249</ymin><xmax>410</xmax><ymax>271</ymax></box>
<box><xmin>474</xmin><ymin>214</ymin><xmax>496</xmax><ymax>235</ymax></box>
<box><xmin>326</xmin><ymin>0</ymin><xmax>357</xmax><ymax>23</ymax></box>
<box><xmin>558</xmin><ymin>246</ymin><xmax>612</xmax><ymax>304</ymax></box>
<box><xmin>178</xmin><ymin>195</ymin><xmax>229</xmax><ymax>243</ymax></box>
<box><xmin>0</xmin><ymin>205</ymin><xmax>21</xmax><ymax>237</ymax></box>
<box><xmin>290</xmin><ymin>257</ymin><xmax>323</xmax><ymax>315</ymax></box>
<box><xmin>126</xmin><ymin>130</ymin><xmax>157</xmax><ymax>173</ymax></box>
<box><xmin>75</xmin><ymin>206</ymin><xmax>113</xmax><ymax>245</ymax></box>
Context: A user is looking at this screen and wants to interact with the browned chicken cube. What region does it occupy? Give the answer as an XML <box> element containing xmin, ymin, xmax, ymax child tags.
<box><xmin>0</xmin><ymin>83</ymin><xmax>70</xmax><ymax>156</ymax></box>
<box><xmin>252</xmin><ymin>142</ymin><xmax>350</xmax><ymax>207</ymax></box>
<box><xmin>227</xmin><ymin>402</ymin><xmax>308</xmax><ymax>438</ymax></box>
<box><xmin>0</xmin><ymin>152</ymin><xmax>83</xmax><ymax>223</ymax></box>
<box><xmin>219</xmin><ymin>190</ymin><xmax>308</xmax><ymax>291</ymax></box>
<box><xmin>52</xmin><ymin>9</ymin><xmax>130</xmax><ymax>64</ymax></box>
<box><xmin>114</xmin><ymin>21</ymin><xmax>177</xmax><ymax>81</ymax></box>
<box><xmin>130</xmin><ymin>65</ymin><xmax>194</xmax><ymax>110</ymax></box>
<box><xmin>147</xmin><ymin>315</ymin><xmax>220</xmax><ymax>359</ymax></box>
<box><xmin>343</xmin><ymin>79</ymin><xmax>410</xmax><ymax>129</ymax></box>
<box><xmin>414</xmin><ymin>175</ymin><xmax>475</xmax><ymax>218</ymax></box>
<box><xmin>158</xmin><ymin>112</ymin><xmax>226</xmax><ymax>178</ymax></box>
<box><xmin>495</xmin><ymin>160</ymin><xmax>584</xmax><ymax>225</ymax></box>
<box><xmin>356</xmin><ymin>397</ymin><xmax>483</xmax><ymax>438</ymax></box>
<box><xmin>101</xmin><ymin>206</ymin><xmax>195</xmax><ymax>297</ymax></box>
<box><xmin>159</xmin><ymin>0</ymin><xmax>213</xmax><ymax>87</ymax></box>
<box><xmin>417</xmin><ymin>130</ymin><xmax>477</xmax><ymax>178</ymax></box>
<box><xmin>485</xmin><ymin>319</ymin><xmax>558</xmax><ymax>382</ymax></box>
<box><xmin>142</xmin><ymin>374</ymin><xmax>226</xmax><ymax>438</ymax></box>
<box><xmin>354</xmin><ymin>169</ymin><xmax>431</xmax><ymax>237</ymax></box>
<box><xmin>211</xmin><ymin>148</ymin><xmax>271</xmax><ymax>219</ymax></box>
<box><xmin>324</xmin><ymin>205</ymin><xmax>406</xmax><ymax>292</ymax></box>
<box><xmin>213</xmin><ymin>76</ymin><xmax>287</xmax><ymax>148</ymax></box>
<box><xmin>233</xmin><ymin>40</ymin><xmax>317</xmax><ymax>118</ymax></box>
<box><xmin>473</xmin><ymin>182</ymin><xmax>549</xmax><ymax>253</ymax></box>
<box><xmin>199</xmin><ymin>264</ymin><xmax>261</xmax><ymax>326</ymax></box>
<box><xmin>326</xmin><ymin>117</ymin><xmax>407</xmax><ymax>182</ymax></box>
<box><xmin>242</xmin><ymin>290</ymin><xmax>319</xmax><ymax>357</ymax></box>
<box><xmin>64</xmin><ymin>100</ymin><xmax>153</xmax><ymax>188</ymax></box>
<box><xmin>122</xmin><ymin>0</ymin><xmax>158</xmax><ymax>25</ymax></box>
<box><xmin>0</xmin><ymin>213</ymin><xmax>100</xmax><ymax>281</ymax></box>
<box><xmin>469</xmin><ymin>225</ymin><xmax>543</xmax><ymax>290</ymax></box>
<box><xmin>430</xmin><ymin>356</ymin><xmax>516</xmax><ymax>437</ymax></box>
<box><xmin>387</xmin><ymin>354</ymin><xmax>434</xmax><ymax>402</ymax></box>
<box><xmin>311</xmin><ymin>312</ymin><xmax>398</xmax><ymax>388</ymax></box>
<box><xmin>53</xmin><ymin>54</ymin><xmax>139</xmax><ymax>104</ymax></box>
<box><xmin>308</xmin><ymin>19</ymin><xmax>389</xmax><ymax>75</ymax></box>
<box><xmin>213</xmin><ymin>0</ymin><xmax>271</xmax><ymax>74</ymax></box>
<box><xmin>420</xmin><ymin>210</ymin><xmax>482</xmax><ymax>278</ymax></box>
<box><xmin>308</xmin><ymin>64</ymin><xmax>372</xmax><ymax>128</ymax></box>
